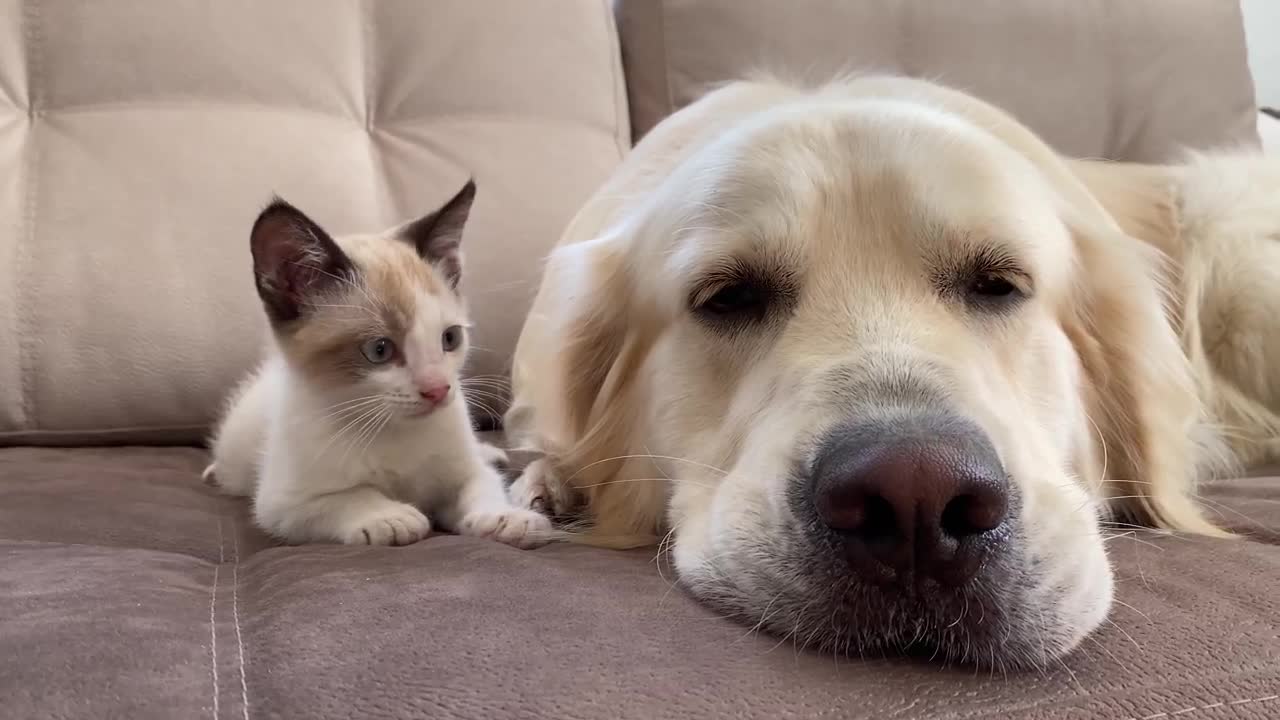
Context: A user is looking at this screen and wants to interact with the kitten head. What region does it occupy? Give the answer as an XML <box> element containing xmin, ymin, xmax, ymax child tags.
<box><xmin>249</xmin><ymin>180</ymin><xmax>477</xmax><ymax>419</ymax></box>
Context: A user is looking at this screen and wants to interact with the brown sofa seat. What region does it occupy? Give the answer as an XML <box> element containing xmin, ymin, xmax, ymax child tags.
<box><xmin>3</xmin><ymin>446</ymin><xmax>1278</xmax><ymax>720</ymax></box>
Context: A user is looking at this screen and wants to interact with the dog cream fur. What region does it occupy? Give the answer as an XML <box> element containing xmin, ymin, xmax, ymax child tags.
<box><xmin>505</xmin><ymin>75</ymin><xmax>1280</xmax><ymax>664</ymax></box>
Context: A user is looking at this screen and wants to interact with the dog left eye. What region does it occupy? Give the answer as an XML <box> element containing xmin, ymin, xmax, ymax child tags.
<box><xmin>968</xmin><ymin>273</ymin><xmax>1019</xmax><ymax>299</ymax></box>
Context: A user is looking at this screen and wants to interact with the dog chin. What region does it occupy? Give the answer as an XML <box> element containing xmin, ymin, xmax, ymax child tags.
<box><xmin>667</xmin><ymin>473</ymin><xmax>1113</xmax><ymax>669</ymax></box>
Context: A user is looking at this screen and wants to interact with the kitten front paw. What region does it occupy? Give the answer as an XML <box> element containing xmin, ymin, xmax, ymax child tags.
<box><xmin>343</xmin><ymin>503</ymin><xmax>432</xmax><ymax>546</ymax></box>
<box><xmin>459</xmin><ymin>508</ymin><xmax>552</xmax><ymax>549</ymax></box>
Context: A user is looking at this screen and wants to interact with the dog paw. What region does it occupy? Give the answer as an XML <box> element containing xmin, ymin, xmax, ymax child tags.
<box><xmin>459</xmin><ymin>507</ymin><xmax>552</xmax><ymax>549</ymax></box>
<box><xmin>343</xmin><ymin>503</ymin><xmax>432</xmax><ymax>546</ymax></box>
<box><xmin>507</xmin><ymin>459</ymin><xmax>573</xmax><ymax>517</ymax></box>
<box><xmin>478</xmin><ymin>441</ymin><xmax>509</xmax><ymax>468</ymax></box>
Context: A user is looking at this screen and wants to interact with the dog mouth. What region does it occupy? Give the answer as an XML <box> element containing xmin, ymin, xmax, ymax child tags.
<box><xmin>679</xmin><ymin>533</ymin><xmax>1070</xmax><ymax>670</ymax></box>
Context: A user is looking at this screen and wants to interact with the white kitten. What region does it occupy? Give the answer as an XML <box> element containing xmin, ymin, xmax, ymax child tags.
<box><xmin>204</xmin><ymin>181</ymin><xmax>550</xmax><ymax>548</ymax></box>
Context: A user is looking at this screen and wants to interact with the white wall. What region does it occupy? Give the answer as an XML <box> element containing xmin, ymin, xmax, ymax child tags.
<box><xmin>1242</xmin><ymin>0</ymin><xmax>1280</xmax><ymax>107</ymax></box>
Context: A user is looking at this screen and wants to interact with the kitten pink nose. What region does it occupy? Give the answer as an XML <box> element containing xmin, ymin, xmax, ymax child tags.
<box><xmin>417</xmin><ymin>382</ymin><xmax>451</xmax><ymax>405</ymax></box>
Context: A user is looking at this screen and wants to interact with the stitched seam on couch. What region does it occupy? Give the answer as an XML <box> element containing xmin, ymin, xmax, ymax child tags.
<box><xmin>231</xmin><ymin>517</ymin><xmax>250</xmax><ymax>720</ymax></box>
<box><xmin>0</xmin><ymin>423</ymin><xmax>208</xmax><ymax>436</ymax></box>
<box><xmin>356</xmin><ymin>0</ymin><xmax>399</xmax><ymax>231</ymax></box>
<box><xmin>210</xmin><ymin>513</ymin><xmax>223</xmax><ymax>720</ymax></box>
<box><xmin>206</xmin><ymin>514</ymin><xmax>250</xmax><ymax>720</ymax></box>
<box><xmin>659</xmin><ymin>0</ymin><xmax>673</xmax><ymax>128</ymax></box>
<box><xmin>600</xmin><ymin>0</ymin><xmax>630</xmax><ymax>158</ymax></box>
<box><xmin>18</xmin><ymin>100</ymin><xmax>612</xmax><ymax>135</ymax></box>
<box><xmin>0</xmin><ymin>423</ymin><xmax>210</xmax><ymax>447</ymax></box>
<box><xmin>16</xmin><ymin>0</ymin><xmax>43</xmax><ymax>431</ymax></box>
<box><xmin>360</xmin><ymin>0</ymin><xmax>373</xmax><ymax>135</ymax></box>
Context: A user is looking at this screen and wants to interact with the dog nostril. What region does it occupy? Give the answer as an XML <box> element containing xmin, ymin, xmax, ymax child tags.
<box><xmin>941</xmin><ymin>490</ymin><xmax>1008</xmax><ymax>538</ymax></box>
<box><xmin>821</xmin><ymin>492</ymin><xmax>900</xmax><ymax>549</ymax></box>
<box><xmin>859</xmin><ymin>495</ymin><xmax>898</xmax><ymax>543</ymax></box>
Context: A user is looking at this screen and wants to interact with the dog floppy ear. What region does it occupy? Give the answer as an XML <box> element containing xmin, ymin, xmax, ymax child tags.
<box><xmin>537</xmin><ymin>233</ymin><xmax>668</xmax><ymax>547</ymax></box>
<box><xmin>1060</xmin><ymin>215</ymin><xmax>1230</xmax><ymax>538</ymax></box>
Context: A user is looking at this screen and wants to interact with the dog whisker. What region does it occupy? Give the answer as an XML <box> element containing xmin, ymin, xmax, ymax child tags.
<box><xmin>564</xmin><ymin>453</ymin><xmax>729</xmax><ymax>484</ymax></box>
<box><xmin>576</xmin><ymin>477</ymin><xmax>717</xmax><ymax>491</ymax></box>
<box><xmin>1110</xmin><ymin>598</ymin><xmax>1154</xmax><ymax>627</ymax></box>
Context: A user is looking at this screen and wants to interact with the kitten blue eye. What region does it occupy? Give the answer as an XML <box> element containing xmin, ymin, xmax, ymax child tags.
<box><xmin>360</xmin><ymin>337</ymin><xmax>396</xmax><ymax>364</ymax></box>
<box><xmin>441</xmin><ymin>325</ymin><xmax>463</xmax><ymax>352</ymax></box>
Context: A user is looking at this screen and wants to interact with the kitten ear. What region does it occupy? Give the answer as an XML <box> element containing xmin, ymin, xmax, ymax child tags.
<box><xmin>249</xmin><ymin>197</ymin><xmax>355</xmax><ymax>324</ymax></box>
<box><xmin>399</xmin><ymin>180</ymin><xmax>476</xmax><ymax>288</ymax></box>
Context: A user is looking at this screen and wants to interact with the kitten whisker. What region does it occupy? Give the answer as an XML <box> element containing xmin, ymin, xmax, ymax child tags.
<box><xmin>461</xmin><ymin>377</ymin><xmax>511</xmax><ymax>388</ymax></box>
<box><xmin>312</xmin><ymin>403</ymin><xmax>385</xmax><ymax>467</ymax></box>
<box><xmin>319</xmin><ymin>394</ymin><xmax>385</xmax><ymax>410</ymax></box>
<box><xmin>302</xmin><ymin>396</ymin><xmax>387</xmax><ymax>426</ymax></box>
<box><xmin>340</xmin><ymin>402</ymin><xmax>389</xmax><ymax>466</ymax></box>
<box><xmin>466</xmin><ymin>397</ymin><xmax>504</xmax><ymax>424</ymax></box>
<box><xmin>463</xmin><ymin>389</ymin><xmax>509</xmax><ymax>404</ymax></box>
<box><xmin>354</xmin><ymin>407</ymin><xmax>395</xmax><ymax>461</ymax></box>
<box><xmin>463</xmin><ymin>384</ymin><xmax>512</xmax><ymax>394</ymax></box>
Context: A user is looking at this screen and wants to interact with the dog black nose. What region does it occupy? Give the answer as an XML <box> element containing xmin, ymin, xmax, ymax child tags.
<box><xmin>811</xmin><ymin>414</ymin><xmax>1011</xmax><ymax>588</ymax></box>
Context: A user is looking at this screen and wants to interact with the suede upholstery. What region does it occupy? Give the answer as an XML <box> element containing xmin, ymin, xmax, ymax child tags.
<box><xmin>2</xmin><ymin>447</ymin><xmax>1279</xmax><ymax>720</ymax></box>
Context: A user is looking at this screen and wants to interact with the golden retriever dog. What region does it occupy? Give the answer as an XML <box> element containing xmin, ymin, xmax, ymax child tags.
<box><xmin>503</xmin><ymin>75</ymin><xmax>1280</xmax><ymax>668</ymax></box>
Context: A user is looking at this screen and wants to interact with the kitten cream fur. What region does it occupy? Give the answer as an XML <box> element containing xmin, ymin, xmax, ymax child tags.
<box><xmin>207</xmin><ymin>184</ymin><xmax>549</xmax><ymax>548</ymax></box>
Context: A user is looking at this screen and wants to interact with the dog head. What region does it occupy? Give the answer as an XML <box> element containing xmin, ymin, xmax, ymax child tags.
<box><xmin>539</xmin><ymin>77</ymin><xmax>1225</xmax><ymax>668</ymax></box>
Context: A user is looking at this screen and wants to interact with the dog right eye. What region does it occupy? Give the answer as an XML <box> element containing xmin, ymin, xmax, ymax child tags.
<box><xmin>694</xmin><ymin>280</ymin><xmax>772</xmax><ymax>325</ymax></box>
<box><xmin>703</xmin><ymin>282</ymin><xmax>762</xmax><ymax>313</ymax></box>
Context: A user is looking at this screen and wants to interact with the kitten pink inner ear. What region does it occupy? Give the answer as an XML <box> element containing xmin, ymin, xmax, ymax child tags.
<box><xmin>249</xmin><ymin>199</ymin><xmax>353</xmax><ymax>322</ymax></box>
<box><xmin>401</xmin><ymin>179</ymin><xmax>476</xmax><ymax>288</ymax></box>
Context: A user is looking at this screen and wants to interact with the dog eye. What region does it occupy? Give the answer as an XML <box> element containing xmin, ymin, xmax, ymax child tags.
<box><xmin>962</xmin><ymin>271</ymin><xmax>1028</xmax><ymax>311</ymax></box>
<box><xmin>699</xmin><ymin>281</ymin><xmax>767</xmax><ymax>318</ymax></box>
<box><xmin>968</xmin><ymin>274</ymin><xmax>1018</xmax><ymax>298</ymax></box>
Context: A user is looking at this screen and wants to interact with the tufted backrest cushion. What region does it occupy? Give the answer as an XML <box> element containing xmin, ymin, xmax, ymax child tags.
<box><xmin>615</xmin><ymin>0</ymin><xmax>1260</xmax><ymax>162</ymax></box>
<box><xmin>0</xmin><ymin>0</ymin><xmax>628</xmax><ymax>445</ymax></box>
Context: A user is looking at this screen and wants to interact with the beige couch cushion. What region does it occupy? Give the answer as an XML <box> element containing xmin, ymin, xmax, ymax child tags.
<box><xmin>0</xmin><ymin>0</ymin><xmax>628</xmax><ymax>444</ymax></box>
<box><xmin>616</xmin><ymin>0</ymin><xmax>1261</xmax><ymax>161</ymax></box>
